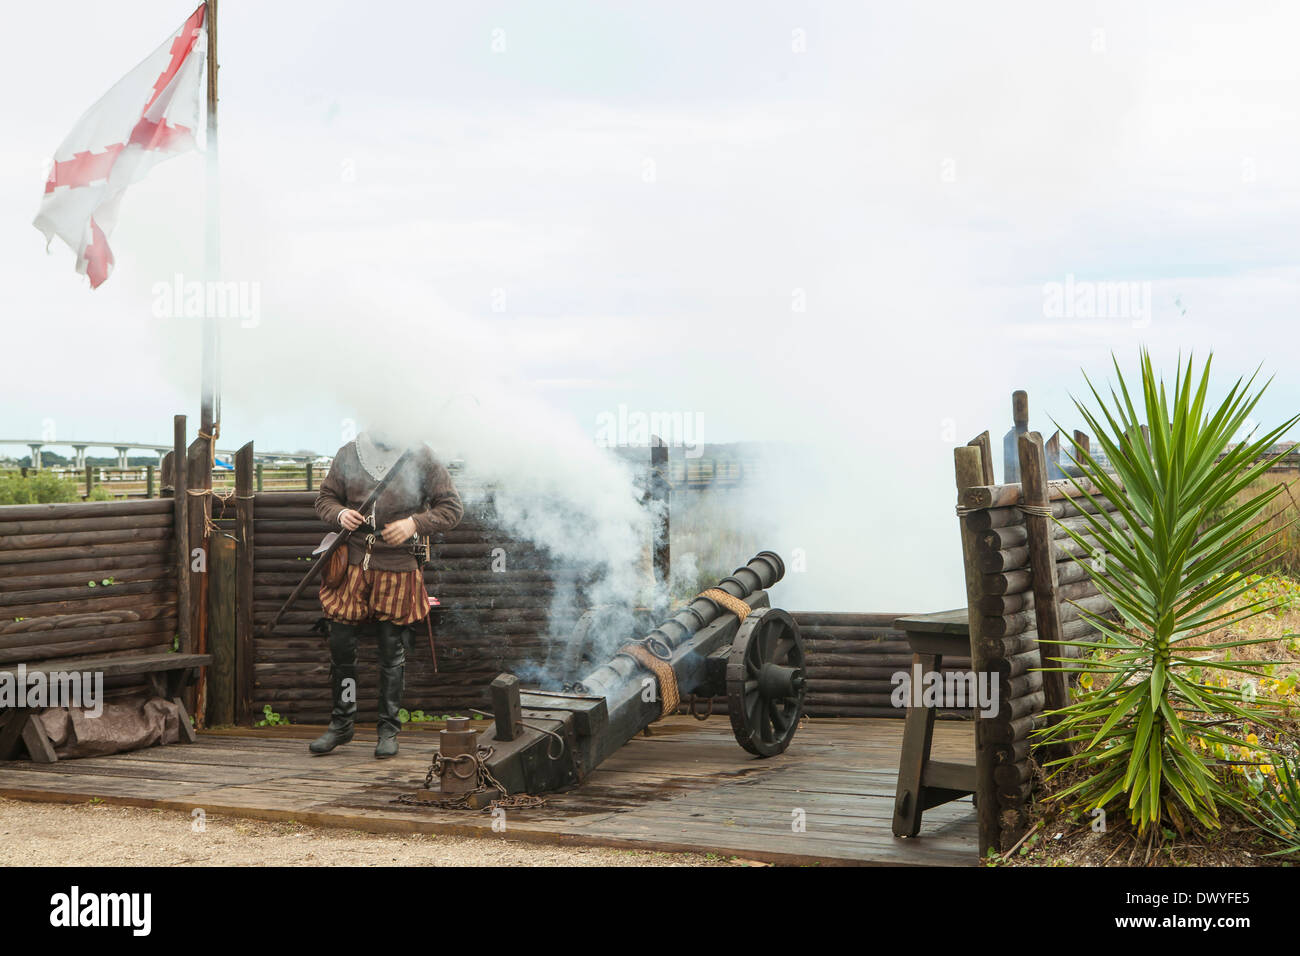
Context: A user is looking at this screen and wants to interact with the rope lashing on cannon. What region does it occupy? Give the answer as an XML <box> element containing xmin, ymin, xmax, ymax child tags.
<box><xmin>618</xmin><ymin>588</ymin><xmax>754</xmax><ymax>719</ymax></box>
<box><xmin>701</xmin><ymin>587</ymin><xmax>752</xmax><ymax>622</ymax></box>
<box><xmin>618</xmin><ymin>642</ymin><xmax>680</xmax><ymax>718</ymax></box>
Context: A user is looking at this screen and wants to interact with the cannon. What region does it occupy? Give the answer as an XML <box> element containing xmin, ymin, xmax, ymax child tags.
<box><xmin>429</xmin><ymin>551</ymin><xmax>806</xmax><ymax>799</ymax></box>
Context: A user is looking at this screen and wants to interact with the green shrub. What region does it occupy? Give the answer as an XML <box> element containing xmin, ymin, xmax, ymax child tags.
<box><xmin>1041</xmin><ymin>351</ymin><xmax>1299</xmax><ymax>836</ymax></box>
<box><xmin>0</xmin><ymin>472</ymin><xmax>80</xmax><ymax>505</ymax></box>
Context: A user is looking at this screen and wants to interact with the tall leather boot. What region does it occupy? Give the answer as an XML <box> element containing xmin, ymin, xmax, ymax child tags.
<box><xmin>374</xmin><ymin>620</ymin><xmax>408</xmax><ymax>758</ymax></box>
<box><xmin>309</xmin><ymin>621</ymin><xmax>360</xmax><ymax>754</ymax></box>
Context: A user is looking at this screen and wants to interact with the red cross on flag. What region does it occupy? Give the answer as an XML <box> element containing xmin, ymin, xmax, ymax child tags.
<box><xmin>33</xmin><ymin>4</ymin><xmax>208</xmax><ymax>288</ymax></box>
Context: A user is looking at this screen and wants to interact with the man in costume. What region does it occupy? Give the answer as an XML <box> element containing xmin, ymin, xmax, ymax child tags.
<box><xmin>310</xmin><ymin>428</ymin><xmax>463</xmax><ymax>757</ymax></box>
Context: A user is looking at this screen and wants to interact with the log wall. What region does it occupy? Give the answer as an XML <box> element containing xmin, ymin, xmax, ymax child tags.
<box><xmin>234</xmin><ymin>491</ymin><xmax>558</xmax><ymax>725</ymax></box>
<box><xmin>0</xmin><ymin>499</ymin><xmax>180</xmax><ymax>693</ymax></box>
<box><xmin>959</xmin><ymin>441</ymin><xmax>1137</xmax><ymax>852</ymax></box>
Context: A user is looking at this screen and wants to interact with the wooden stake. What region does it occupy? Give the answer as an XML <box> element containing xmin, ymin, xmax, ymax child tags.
<box><xmin>1016</xmin><ymin>432</ymin><xmax>1070</xmax><ymax>761</ymax></box>
<box><xmin>955</xmin><ymin>444</ymin><xmax>1000</xmax><ymax>857</ymax></box>
<box><xmin>235</xmin><ymin>442</ymin><xmax>254</xmax><ymax>725</ymax></box>
<box><xmin>173</xmin><ymin>416</ymin><xmax>191</xmax><ymax>656</ymax></box>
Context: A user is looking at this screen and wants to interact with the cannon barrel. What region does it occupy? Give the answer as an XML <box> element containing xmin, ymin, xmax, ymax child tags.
<box><xmin>578</xmin><ymin>550</ymin><xmax>785</xmax><ymax>699</ymax></box>
<box><xmin>432</xmin><ymin>551</ymin><xmax>799</xmax><ymax>799</ymax></box>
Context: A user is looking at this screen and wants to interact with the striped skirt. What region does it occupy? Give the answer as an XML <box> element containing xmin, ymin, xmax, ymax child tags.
<box><xmin>319</xmin><ymin>563</ymin><xmax>429</xmax><ymax>625</ymax></box>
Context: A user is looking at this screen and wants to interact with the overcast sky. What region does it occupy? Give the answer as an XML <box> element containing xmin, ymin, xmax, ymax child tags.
<box><xmin>2</xmin><ymin>1</ymin><xmax>1297</xmax><ymax>606</ymax></box>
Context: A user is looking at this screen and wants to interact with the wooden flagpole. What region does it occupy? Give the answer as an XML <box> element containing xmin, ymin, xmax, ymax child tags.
<box><xmin>192</xmin><ymin>0</ymin><xmax>220</xmax><ymax>726</ymax></box>
<box><xmin>201</xmin><ymin>0</ymin><xmax>220</xmax><ymax>437</ymax></box>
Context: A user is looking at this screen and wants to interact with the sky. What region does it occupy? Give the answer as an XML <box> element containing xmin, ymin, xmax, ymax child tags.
<box><xmin>1</xmin><ymin>1</ymin><xmax>1297</xmax><ymax>608</ymax></box>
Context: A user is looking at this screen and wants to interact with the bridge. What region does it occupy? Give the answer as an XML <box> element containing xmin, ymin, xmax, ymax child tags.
<box><xmin>0</xmin><ymin>439</ymin><xmax>320</xmax><ymax>470</ymax></box>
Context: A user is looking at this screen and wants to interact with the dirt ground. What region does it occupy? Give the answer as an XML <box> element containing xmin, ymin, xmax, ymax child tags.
<box><xmin>0</xmin><ymin>797</ymin><xmax>738</xmax><ymax>867</ymax></box>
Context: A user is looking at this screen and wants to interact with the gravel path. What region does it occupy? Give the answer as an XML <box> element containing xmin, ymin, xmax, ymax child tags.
<box><xmin>0</xmin><ymin>797</ymin><xmax>734</xmax><ymax>867</ymax></box>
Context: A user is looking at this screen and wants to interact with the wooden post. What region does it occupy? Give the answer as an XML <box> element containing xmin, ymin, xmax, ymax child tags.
<box><xmin>1002</xmin><ymin>390</ymin><xmax>1029</xmax><ymax>483</ymax></box>
<box><xmin>200</xmin><ymin>0</ymin><xmax>221</xmax><ymax>437</ymax></box>
<box><xmin>146</xmin><ymin>464</ymin><xmax>155</xmax><ymax>499</ymax></box>
<box><xmin>186</xmin><ymin>437</ymin><xmax>210</xmax><ymax>726</ymax></box>
<box><xmin>968</xmin><ymin>431</ymin><xmax>995</xmax><ymax>486</ymax></box>
<box><xmin>173</xmin><ymin>416</ymin><xmax>192</xmax><ymax>657</ymax></box>
<box><xmin>491</xmin><ymin>674</ymin><xmax>523</xmax><ymax>741</ymax></box>
<box><xmin>1072</xmin><ymin>429</ymin><xmax>1090</xmax><ymax>468</ymax></box>
<box><xmin>955</xmin><ymin>444</ymin><xmax>1000</xmax><ymax>857</ymax></box>
<box><xmin>305</xmin><ymin>461</ymin><xmax>313</xmax><ymax>491</ymax></box>
<box><xmin>234</xmin><ymin>442</ymin><xmax>255</xmax><ymax>725</ymax></box>
<box><xmin>1017</xmin><ymin>432</ymin><xmax>1071</xmax><ymax>760</ymax></box>
<box><xmin>255</xmin><ymin>461</ymin><xmax>263</xmax><ymax>492</ymax></box>
<box><xmin>1045</xmin><ymin>430</ymin><xmax>1062</xmax><ymax>480</ymax></box>
<box><xmin>206</xmin><ymin>532</ymin><xmax>237</xmax><ymax>727</ymax></box>
<box><xmin>650</xmin><ymin>437</ymin><xmax>670</xmax><ymax>617</ymax></box>
<box><xmin>84</xmin><ymin>463</ymin><xmax>92</xmax><ymax>499</ymax></box>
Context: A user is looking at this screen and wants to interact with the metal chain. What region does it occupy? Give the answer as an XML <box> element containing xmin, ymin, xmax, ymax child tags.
<box><xmin>395</xmin><ymin>745</ymin><xmax>546</xmax><ymax>813</ymax></box>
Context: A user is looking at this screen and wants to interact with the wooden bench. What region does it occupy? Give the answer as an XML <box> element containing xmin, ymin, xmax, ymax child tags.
<box><xmin>892</xmin><ymin>428</ymin><xmax>1134</xmax><ymax>854</ymax></box>
<box><xmin>0</xmin><ymin>652</ymin><xmax>210</xmax><ymax>762</ymax></box>
<box><xmin>891</xmin><ymin>609</ymin><xmax>975</xmax><ymax>837</ymax></box>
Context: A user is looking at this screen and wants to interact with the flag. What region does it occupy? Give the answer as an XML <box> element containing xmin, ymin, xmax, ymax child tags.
<box><xmin>33</xmin><ymin>4</ymin><xmax>207</xmax><ymax>288</ymax></box>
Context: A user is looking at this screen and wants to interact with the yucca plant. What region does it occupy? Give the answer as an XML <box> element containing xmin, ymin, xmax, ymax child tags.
<box><xmin>1039</xmin><ymin>350</ymin><xmax>1299</xmax><ymax>836</ymax></box>
<box><xmin>1253</xmin><ymin>756</ymin><xmax>1300</xmax><ymax>855</ymax></box>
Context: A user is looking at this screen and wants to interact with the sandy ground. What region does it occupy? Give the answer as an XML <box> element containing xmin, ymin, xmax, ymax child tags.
<box><xmin>0</xmin><ymin>797</ymin><xmax>736</xmax><ymax>867</ymax></box>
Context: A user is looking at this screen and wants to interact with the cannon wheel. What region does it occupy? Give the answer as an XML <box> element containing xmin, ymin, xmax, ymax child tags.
<box><xmin>726</xmin><ymin>607</ymin><xmax>806</xmax><ymax>757</ymax></box>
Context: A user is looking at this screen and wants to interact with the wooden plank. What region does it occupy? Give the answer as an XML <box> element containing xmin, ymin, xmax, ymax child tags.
<box><xmin>206</xmin><ymin>533</ymin><xmax>237</xmax><ymax>726</ymax></box>
<box><xmin>0</xmin><ymin>717</ymin><xmax>976</xmax><ymax>866</ymax></box>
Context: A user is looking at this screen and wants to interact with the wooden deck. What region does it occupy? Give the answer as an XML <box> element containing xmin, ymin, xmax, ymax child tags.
<box><xmin>0</xmin><ymin>716</ymin><xmax>978</xmax><ymax>866</ymax></box>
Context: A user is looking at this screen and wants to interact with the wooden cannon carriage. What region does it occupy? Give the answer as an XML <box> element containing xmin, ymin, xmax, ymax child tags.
<box><xmin>893</xmin><ymin>423</ymin><xmax>1141</xmax><ymax>855</ymax></box>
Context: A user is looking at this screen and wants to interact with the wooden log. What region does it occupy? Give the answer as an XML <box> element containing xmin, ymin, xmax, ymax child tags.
<box><xmin>981</xmin><ymin>593</ymin><xmax>1115</xmax><ymax>639</ymax></box>
<box><xmin>955</xmin><ymin>443</ymin><xmax>1000</xmax><ymax>858</ymax></box>
<box><xmin>976</xmin><ymin>531</ymin><xmax>1102</xmax><ymax>573</ymax></box>
<box><xmin>960</xmin><ymin>475</ymin><xmax>1111</xmax><ymax>511</ymax></box>
<box><xmin>981</xmin><ymin>712</ymin><xmax>1049</xmax><ymax>744</ymax></box>
<box><xmin>981</xmin><ymin>555</ymin><xmax>1096</xmax><ymax>596</ymax></box>
<box><xmin>0</xmin><ymin>627</ymin><xmax>177</xmax><ymax>665</ymax></box>
<box><xmin>185</xmin><ymin>436</ymin><xmax>209</xmax><ymax>723</ymax></box>
<box><xmin>969</xmin><ymin>431</ymin><xmax>995</xmax><ymax>486</ymax></box>
<box><xmin>0</xmin><ymin>527</ymin><xmax>173</xmax><ymax>552</ymax></box>
<box><xmin>0</xmin><ymin>499</ymin><xmax>174</xmax><ymax>521</ymax></box>
<box><xmin>994</xmin><ymin>760</ymin><xmax>1034</xmax><ymax>787</ymax></box>
<box><xmin>0</xmin><ymin>514</ymin><xmax>172</xmax><ymax>536</ymax></box>
<box><xmin>0</xmin><ymin>565</ymin><xmax>176</xmax><ymax>593</ymax></box>
<box><xmin>989</xmin><ymin>649</ymin><xmax>1047</xmax><ymax>679</ymax></box>
<box><xmin>0</xmin><ymin>578</ymin><xmax>178</xmax><ymax>609</ymax></box>
<box><xmin>0</xmin><ymin>542</ymin><xmax>176</xmax><ymax>568</ymax></box>
<box><xmin>980</xmin><ymin>577</ymin><xmax>1101</xmax><ymax>615</ymax></box>
<box><xmin>0</xmin><ymin>552</ymin><xmax>176</xmax><ymax>580</ymax></box>
<box><xmin>0</xmin><ymin>591</ymin><xmax>178</xmax><ymax>621</ymax></box>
